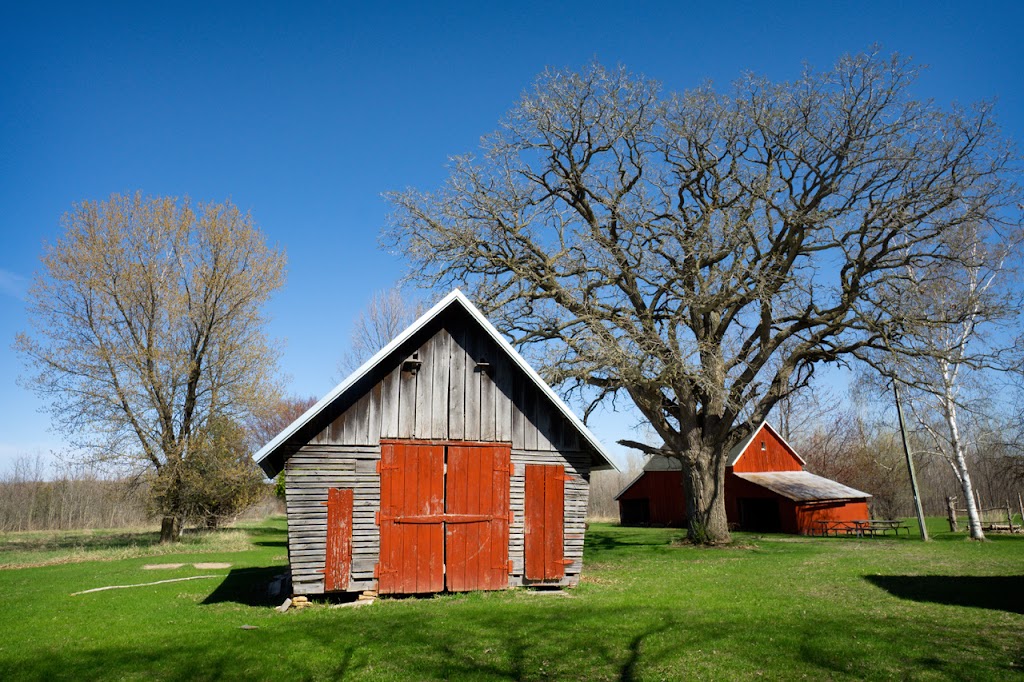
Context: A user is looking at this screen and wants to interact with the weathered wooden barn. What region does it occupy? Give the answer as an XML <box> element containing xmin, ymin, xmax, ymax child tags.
<box><xmin>254</xmin><ymin>290</ymin><xmax>622</xmax><ymax>596</ymax></box>
<box><xmin>616</xmin><ymin>421</ymin><xmax>870</xmax><ymax>534</ymax></box>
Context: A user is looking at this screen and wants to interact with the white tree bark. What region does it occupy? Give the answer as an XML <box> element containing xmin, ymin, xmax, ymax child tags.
<box><xmin>940</xmin><ymin>362</ymin><xmax>985</xmax><ymax>540</ymax></box>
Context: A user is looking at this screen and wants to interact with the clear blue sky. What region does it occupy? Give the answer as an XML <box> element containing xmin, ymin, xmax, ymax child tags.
<box><xmin>1</xmin><ymin>1</ymin><xmax>1022</xmax><ymax>472</ymax></box>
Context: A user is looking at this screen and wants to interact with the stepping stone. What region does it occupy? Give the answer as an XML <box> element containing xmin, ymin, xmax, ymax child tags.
<box><xmin>193</xmin><ymin>562</ymin><xmax>232</xmax><ymax>569</ymax></box>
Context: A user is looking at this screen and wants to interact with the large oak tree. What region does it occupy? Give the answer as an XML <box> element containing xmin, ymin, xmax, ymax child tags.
<box><xmin>17</xmin><ymin>193</ymin><xmax>286</xmax><ymax>541</ymax></box>
<box><xmin>385</xmin><ymin>53</ymin><xmax>1021</xmax><ymax>543</ymax></box>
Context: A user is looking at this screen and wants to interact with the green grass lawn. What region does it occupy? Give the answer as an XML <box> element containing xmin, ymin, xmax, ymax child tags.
<box><xmin>0</xmin><ymin>518</ymin><xmax>1021</xmax><ymax>681</ymax></box>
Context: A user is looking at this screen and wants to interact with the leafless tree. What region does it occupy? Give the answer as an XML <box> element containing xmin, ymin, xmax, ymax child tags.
<box><xmin>15</xmin><ymin>193</ymin><xmax>286</xmax><ymax>542</ymax></box>
<box><xmin>336</xmin><ymin>288</ymin><xmax>427</xmax><ymax>376</ymax></box>
<box><xmin>385</xmin><ymin>53</ymin><xmax>1021</xmax><ymax>543</ymax></box>
<box><xmin>861</xmin><ymin>226</ymin><xmax>1022</xmax><ymax>539</ymax></box>
<box><xmin>249</xmin><ymin>394</ymin><xmax>319</xmax><ymax>450</ymax></box>
<box><xmin>0</xmin><ymin>454</ymin><xmax>151</xmax><ymax>532</ymax></box>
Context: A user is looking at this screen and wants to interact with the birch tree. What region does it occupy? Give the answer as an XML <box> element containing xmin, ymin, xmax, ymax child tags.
<box><xmin>385</xmin><ymin>52</ymin><xmax>1021</xmax><ymax>544</ymax></box>
<box><xmin>868</xmin><ymin>227</ymin><xmax>1022</xmax><ymax>540</ymax></box>
<box><xmin>16</xmin><ymin>193</ymin><xmax>285</xmax><ymax>541</ymax></box>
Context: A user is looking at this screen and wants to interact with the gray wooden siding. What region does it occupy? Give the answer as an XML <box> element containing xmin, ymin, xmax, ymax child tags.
<box><xmin>310</xmin><ymin>325</ymin><xmax>581</xmax><ymax>452</ymax></box>
<box><xmin>286</xmin><ymin>445</ymin><xmax>591</xmax><ymax>594</ymax></box>
<box><xmin>285</xmin><ymin>445</ymin><xmax>380</xmax><ymax>595</ymax></box>
<box><xmin>508</xmin><ymin>449</ymin><xmax>591</xmax><ymax>587</ymax></box>
<box><xmin>287</xmin><ymin>321</ymin><xmax>594</xmax><ymax>595</ymax></box>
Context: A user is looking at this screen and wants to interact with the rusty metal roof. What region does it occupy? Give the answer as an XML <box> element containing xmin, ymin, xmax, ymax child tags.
<box><xmin>733</xmin><ymin>471</ymin><xmax>871</xmax><ymax>502</ymax></box>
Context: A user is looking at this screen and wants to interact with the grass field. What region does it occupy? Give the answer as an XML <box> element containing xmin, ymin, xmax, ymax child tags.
<box><xmin>0</xmin><ymin>517</ymin><xmax>1021</xmax><ymax>681</ymax></box>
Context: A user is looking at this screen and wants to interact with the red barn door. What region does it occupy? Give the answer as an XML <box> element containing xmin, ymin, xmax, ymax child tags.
<box><xmin>445</xmin><ymin>444</ymin><xmax>510</xmax><ymax>592</ymax></box>
<box><xmin>378</xmin><ymin>442</ymin><xmax>445</xmax><ymax>594</ymax></box>
<box><xmin>378</xmin><ymin>441</ymin><xmax>511</xmax><ymax>594</ymax></box>
<box><xmin>524</xmin><ymin>463</ymin><xmax>566</xmax><ymax>581</ymax></box>
<box><xmin>321</xmin><ymin>488</ymin><xmax>353</xmax><ymax>591</ymax></box>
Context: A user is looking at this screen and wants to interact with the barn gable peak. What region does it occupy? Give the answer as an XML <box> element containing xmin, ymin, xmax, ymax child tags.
<box><xmin>726</xmin><ymin>421</ymin><xmax>806</xmax><ymax>469</ymax></box>
<box><xmin>253</xmin><ymin>289</ymin><xmax>623</xmax><ymax>476</ymax></box>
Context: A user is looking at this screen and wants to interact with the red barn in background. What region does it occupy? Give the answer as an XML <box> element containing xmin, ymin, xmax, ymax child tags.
<box><xmin>616</xmin><ymin>422</ymin><xmax>870</xmax><ymax>534</ymax></box>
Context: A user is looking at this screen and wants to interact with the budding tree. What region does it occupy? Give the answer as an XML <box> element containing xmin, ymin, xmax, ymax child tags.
<box><xmin>16</xmin><ymin>193</ymin><xmax>285</xmax><ymax>542</ymax></box>
<box><xmin>385</xmin><ymin>53</ymin><xmax>1020</xmax><ymax>544</ymax></box>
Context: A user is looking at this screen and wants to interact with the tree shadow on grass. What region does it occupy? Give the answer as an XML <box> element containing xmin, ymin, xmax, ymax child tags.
<box><xmin>249</xmin><ymin>538</ymin><xmax>287</xmax><ymax>548</ymax></box>
<box><xmin>0</xmin><ymin>604</ymin><xmax>701</xmax><ymax>681</ymax></box>
<box><xmin>202</xmin><ymin>566</ymin><xmax>284</xmax><ymax>607</ymax></box>
<box><xmin>865</xmin><ymin>574</ymin><xmax>1024</xmax><ymax>614</ymax></box>
<box><xmin>584</xmin><ymin>528</ymin><xmax>682</xmax><ymax>554</ymax></box>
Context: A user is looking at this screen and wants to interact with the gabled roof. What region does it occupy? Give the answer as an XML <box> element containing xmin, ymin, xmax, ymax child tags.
<box><xmin>614</xmin><ymin>420</ymin><xmax>807</xmax><ymax>500</ymax></box>
<box><xmin>613</xmin><ymin>455</ymin><xmax>680</xmax><ymax>500</ymax></box>
<box><xmin>727</xmin><ymin>420</ymin><xmax>806</xmax><ymax>467</ymax></box>
<box><xmin>732</xmin><ymin>471</ymin><xmax>871</xmax><ymax>502</ymax></box>
<box><xmin>253</xmin><ymin>289</ymin><xmax>624</xmax><ymax>476</ymax></box>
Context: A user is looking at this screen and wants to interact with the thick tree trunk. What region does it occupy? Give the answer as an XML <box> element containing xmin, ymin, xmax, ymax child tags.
<box><xmin>679</xmin><ymin>447</ymin><xmax>730</xmax><ymax>544</ymax></box>
<box><xmin>160</xmin><ymin>515</ymin><xmax>182</xmax><ymax>543</ymax></box>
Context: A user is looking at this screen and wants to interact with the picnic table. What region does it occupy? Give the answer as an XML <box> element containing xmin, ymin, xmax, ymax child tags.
<box><xmin>814</xmin><ymin>519</ymin><xmax>909</xmax><ymax>538</ymax></box>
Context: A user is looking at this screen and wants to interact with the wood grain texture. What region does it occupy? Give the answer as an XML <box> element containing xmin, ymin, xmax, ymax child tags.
<box><xmin>524</xmin><ymin>463</ymin><xmax>565</xmax><ymax>582</ymax></box>
<box><xmin>322</xmin><ymin>488</ymin><xmax>353</xmax><ymax>591</ymax></box>
<box><xmin>445</xmin><ymin>444</ymin><xmax>510</xmax><ymax>591</ymax></box>
<box><xmin>378</xmin><ymin>441</ymin><xmax>445</xmax><ymax>594</ymax></box>
<box><xmin>448</xmin><ymin>325</ymin><xmax>466</xmax><ymax>440</ymax></box>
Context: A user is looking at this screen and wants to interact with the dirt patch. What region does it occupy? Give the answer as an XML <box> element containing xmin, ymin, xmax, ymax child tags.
<box><xmin>142</xmin><ymin>563</ymin><xmax>185</xmax><ymax>570</ymax></box>
<box><xmin>193</xmin><ymin>562</ymin><xmax>231</xmax><ymax>569</ymax></box>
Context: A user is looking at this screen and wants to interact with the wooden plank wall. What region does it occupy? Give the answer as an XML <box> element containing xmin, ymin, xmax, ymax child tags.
<box><xmin>731</xmin><ymin>426</ymin><xmax>803</xmax><ymax>473</ymax></box>
<box><xmin>286</xmin><ymin>321</ymin><xmax>593</xmax><ymax>594</ymax></box>
<box><xmin>285</xmin><ymin>445</ymin><xmax>380</xmax><ymax>594</ymax></box>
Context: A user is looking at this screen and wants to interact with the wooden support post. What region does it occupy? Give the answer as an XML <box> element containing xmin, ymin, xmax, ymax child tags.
<box><xmin>946</xmin><ymin>496</ymin><xmax>958</xmax><ymax>533</ymax></box>
<box><xmin>1018</xmin><ymin>492</ymin><xmax>1024</xmax><ymax>530</ymax></box>
<box><xmin>1007</xmin><ymin>501</ymin><xmax>1014</xmax><ymax>533</ymax></box>
<box><xmin>894</xmin><ymin>381</ymin><xmax>928</xmax><ymax>541</ymax></box>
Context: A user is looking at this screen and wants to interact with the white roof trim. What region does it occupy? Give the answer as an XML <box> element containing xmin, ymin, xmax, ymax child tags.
<box><xmin>727</xmin><ymin>420</ymin><xmax>806</xmax><ymax>467</ymax></box>
<box><xmin>253</xmin><ymin>289</ymin><xmax>624</xmax><ymax>472</ymax></box>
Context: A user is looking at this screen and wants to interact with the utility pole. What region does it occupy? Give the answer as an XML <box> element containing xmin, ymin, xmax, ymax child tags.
<box><xmin>894</xmin><ymin>380</ymin><xmax>929</xmax><ymax>541</ymax></box>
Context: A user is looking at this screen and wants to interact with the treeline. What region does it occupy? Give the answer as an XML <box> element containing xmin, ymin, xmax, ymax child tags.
<box><xmin>0</xmin><ymin>456</ymin><xmax>150</xmax><ymax>531</ymax></box>
<box><xmin>791</xmin><ymin>410</ymin><xmax>1024</xmax><ymax>521</ymax></box>
<box><xmin>0</xmin><ymin>455</ymin><xmax>282</xmax><ymax>533</ymax></box>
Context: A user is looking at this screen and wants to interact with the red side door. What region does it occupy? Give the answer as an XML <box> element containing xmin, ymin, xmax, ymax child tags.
<box><xmin>322</xmin><ymin>488</ymin><xmax>353</xmax><ymax>591</ymax></box>
<box><xmin>445</xmin><ymin>444</ymin><xmax>511</xmax><ymax>591</ymax></box>
<box><xmin>378</xmin><ymin>442</ymin><xmax>445</xmax><ymax>594</ymax></box>
<box><xmin>524</xmin><ymin>463</ymin><xmax>566</xmax><ymax>581</ymax></box>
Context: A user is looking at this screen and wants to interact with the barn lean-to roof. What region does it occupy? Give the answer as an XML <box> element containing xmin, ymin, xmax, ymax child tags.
<box><xmin>732</xmin><ymin>471</ymin><xmax>871</xmax><ymax>502</ymax></box>
<box><xmin>253</xmin><ymin>289</ymin><xmax>624</xmax><ymax>477</ymax></box>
